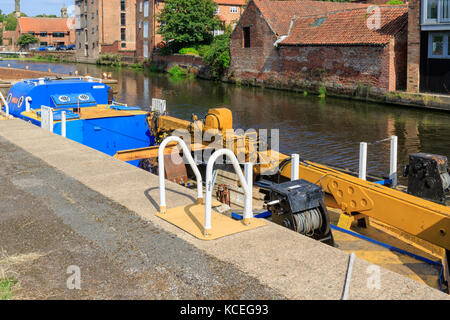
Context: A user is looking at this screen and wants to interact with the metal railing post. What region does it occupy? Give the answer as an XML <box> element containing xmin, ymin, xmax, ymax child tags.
<box><xmin>40</xmin><ymin>106</ymin><xmax>54</xmax><ymax>132</ymax></box>
<box><xmin>158</xmin><ymin>136</ymin><xmax>203</xmax><ymax>213</ymax></box>
<box><xmin>205</xmin><ymin>149</ymin><xmax>252</xmax><ymax>235</ymax></box>
<box><xmin>291</xmin><ymin>153</ymin><xmax>300</xmax><ymax>181</ymax></box>
<box><xmin>390</xmin><ymin>135</ymin><xmax>398</xmax><ymax>187</ymax></box>
<box><xmin>0</xmin><ymin>91</ymin><xmax>9</xmax><ymax>116</ymax></box>
<box><xmin>61</xmin><ymin>111</ymin><xmax>66</xmax><ymax>138</ymax></box>
<box><xmin>359</xmin><ymin>142</ymin><xmax>368</xmax><ymax>180</ymax></box>
<box><xmin>25</xmin><ymin>97</ymin><xmax>32</xmax><ymax>112</ymax></box>
<box><xmin>244</xmin><ymin>162</ymin><xmax>253</xmax><ymax>224</ymax></box>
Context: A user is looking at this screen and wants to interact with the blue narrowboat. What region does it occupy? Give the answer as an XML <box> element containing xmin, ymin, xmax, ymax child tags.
<box><xmin>3</xmin><ymin>77</ymin><xmax>155</xmax><ymax>166</ymax></box>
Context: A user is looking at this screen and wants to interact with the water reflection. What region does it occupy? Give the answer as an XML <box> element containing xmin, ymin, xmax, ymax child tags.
<box><xmin>3</xmin><ymin>59</ymin><xmax>450</xmax><ymax>181</ymax></box>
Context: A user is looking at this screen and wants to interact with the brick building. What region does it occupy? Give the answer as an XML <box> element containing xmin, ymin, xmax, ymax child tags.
<box><xmin>135</xmin><ymin>0</ymin><xmax>246</xmax><ymax>60</ymax></box>
<box><xmin>230</xmin><ymin>0</ymin><xmax>408</xmax><ymax>95</ymax></box>
<box><xmin>2</xmin><ymin>31</ymin><xmax>17</xmax><ymax>50</ymax></box>
<box><xmin>75</xmin><ymin>0</ymin><xmax>137</xmax><ymax>63</ymax></box>
<box><xmin>14</xmin><ymin>17</ymin><xmax>75</xmax><ymax>50</ymax></box>
<box><xmin>407</xmin><ymin>0</ymin><xmax>450</xmax><ymax>94</ymax></box>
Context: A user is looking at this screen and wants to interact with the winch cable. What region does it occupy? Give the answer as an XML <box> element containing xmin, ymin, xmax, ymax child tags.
<box><xmin>294</xmin><ymin>208</ymin><xmax>322</xmax><ymax>236</ymax></box>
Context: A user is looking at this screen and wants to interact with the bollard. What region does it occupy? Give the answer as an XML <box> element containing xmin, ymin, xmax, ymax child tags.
<box><xmin>359</xmin><ymin>142</ymin><xmax>367</xmax><ymax>180</ymax></box>
<box><xmin>291</xmin><ymin>154</ymin><xmax>300</xmax><ymax>181</ymax></box>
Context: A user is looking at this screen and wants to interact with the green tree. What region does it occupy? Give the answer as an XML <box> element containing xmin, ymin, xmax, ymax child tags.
<box><xmin>202</xmin><ymin>32</ymin><xmax>231</xmax><ymax>79</ymax></box>
<box><xmin>16</xmin><ymin>33</ymin><xmax>39</xmax><ymax>50</ymax></box>
<box><xmin>4</xmin><ymin>14</ymin><xmax>18</xmax><ymax>31</ymax></box>
<box><xmin>157</xmin><ymin>0</ymin><xmax>222</xmax><ymax>49</ymax></box>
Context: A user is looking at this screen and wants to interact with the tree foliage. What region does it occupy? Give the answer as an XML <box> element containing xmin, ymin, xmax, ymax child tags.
<box><xmin>157</xmin><ymin>0</ymin><xmax>222</xmax><ymax>49</ymax></box>
<box><xmin>201</xmin><ymin>32</ymin><xmax>231</xmax><ymax>79</ymax></box>
<box><xmin>4</xmin><ymin>13</ymin><xmax>23</xmax><ymax>31</ymax></box>
<box><xmin>16</xmin><ymin>33</ymin><xmax>39</xmax><ymax>49</ymax></box>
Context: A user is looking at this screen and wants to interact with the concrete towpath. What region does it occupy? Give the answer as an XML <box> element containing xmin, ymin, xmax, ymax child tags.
<box><xmin>0</xmin><ymin>119</ymin><xmax>448</xmax><ymax>300</ymax></box>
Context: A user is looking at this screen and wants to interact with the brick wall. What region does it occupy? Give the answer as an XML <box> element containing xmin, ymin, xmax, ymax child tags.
<box><xmin>229</xmin><ymin>1</ymin><xmax>407</xmax><ymax>94</ymax></box>
<box><xmin>407</xmin><ymin>0</ymin><xmax>421</xmax><ymax>92</ymax></box>
<box><xmin>278</xmin><ymin>45</ymin><xmax>393</xmax><ymax>94</ymax></box>
<box><xmin>229</xmin><ymin>1</ymin><xmax>280</xmax><ymax>79</ymax></box>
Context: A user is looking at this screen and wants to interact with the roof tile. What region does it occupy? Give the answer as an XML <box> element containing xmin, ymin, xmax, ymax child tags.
<box><xmin>18</xmin><ymin>17</ymin><xmax>71</xmax><ymax>33</ymax></box>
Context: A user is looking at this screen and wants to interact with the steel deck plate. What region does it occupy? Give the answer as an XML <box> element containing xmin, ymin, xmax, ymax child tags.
<box><xmin>156</xmin><ymin>203</ymin><xmax>267</xmax><ymax>240</ymax></box>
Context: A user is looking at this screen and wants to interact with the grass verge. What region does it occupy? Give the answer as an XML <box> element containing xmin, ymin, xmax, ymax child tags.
<box><xmin>0</xmin><ymin>278</ymin><xmax>17</xmax><ymax>300</ymax></box>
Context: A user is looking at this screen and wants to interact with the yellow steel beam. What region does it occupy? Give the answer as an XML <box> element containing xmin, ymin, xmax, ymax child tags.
<box><xmin>114</xmin><ymin>143</ymin><xmax>212</xmax><ymax>162</ymax></box>
<box><xmin>280</xmin><ymin>160</ymin><xmax>450</xmax><ymax>250</ymax></box>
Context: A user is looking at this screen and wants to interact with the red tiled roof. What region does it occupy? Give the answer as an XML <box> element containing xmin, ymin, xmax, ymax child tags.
<box><xmin>18</xmin><ymin>17</ymin><xmax>70</xmax><ymax>33</ymax></box>
<box><xmin>281</xmin><ymin>5</ymin><xmax>408</xmax><ymax>45</ymax></box>
<box><xmin>214</xmin><ymin>0</ymin><xmax>247</xmax><ymax>5</ymax></box>
<box><xmin>253</xmin><ymin>0</ymin><xmax>369</xmax><ymax>36</ymax></box>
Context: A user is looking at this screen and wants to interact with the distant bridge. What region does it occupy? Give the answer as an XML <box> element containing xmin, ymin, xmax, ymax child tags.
<box><xmin>0</xmin><ymin>51</ymin><xmax>29</xmax><ymax>58</ymax></box>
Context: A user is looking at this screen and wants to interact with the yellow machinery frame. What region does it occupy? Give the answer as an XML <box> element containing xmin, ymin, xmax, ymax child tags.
<box><xmin>114</xmin><ymin>108</ymin><xmax>450</xmax><ymax>272</ymax></box>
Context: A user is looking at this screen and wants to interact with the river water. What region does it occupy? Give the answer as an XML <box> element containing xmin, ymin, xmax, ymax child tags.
<box><xmin>2</xmin><ymin>59</ymin><xmax>450</xmax><ymax>181</ymax></box>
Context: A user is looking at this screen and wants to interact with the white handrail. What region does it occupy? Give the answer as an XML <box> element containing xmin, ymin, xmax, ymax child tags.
<box><xmin>389</xmin><ymin>136</ymin><xmax>398</xmax><ymax>187</ymax></box>
<box><xmin>25</xmin><ymin>96</ymin><xmax>32</xmax><ymax>112</ymax></box>
<box><xmin>40</xmin><ymin>106</ymin><xmax>54</xmax><ymax>132</ymax></box>
<box><xmin>61</xmin><ymin>111</ymin><xmax>66</xmax><ymax>138</ymax></box>
<box><xmin>359</xmin><ymin>142</ymin><xmax>368</xmax><ymax>180</ymax></box>
<box><xmin>205</xmin><ymin>149</ymin><xmax>253</xmax><ymax>235</ymax></box>
<box><xmin>291</xmin><ymin>153</ymin><xmax>300</xmax><ymax>181</ymax></box>
<box><xmin>158</xmin><ymin>136</ymin><xmax>203</xmax><ymax>213</ymax></box>
<box><xmin>0</xmin><ymin>91</ymin><xmax>9</xmax><ymax>116</ymax></box>
<box><xmin>358</xmin><ymin>136</ymin><xmax>397</xmax><ymax>185</ymax></box>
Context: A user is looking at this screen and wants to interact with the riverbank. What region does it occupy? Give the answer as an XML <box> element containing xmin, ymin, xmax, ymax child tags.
<box><xmin>0</xmin><ymin>118</ymin><xmax>447</xmax><ymax>299</ymax></box>
<box><xmin>148</xmin><ymin>54</ymin><xmax>450</xmax><ymax>112</ymax></box>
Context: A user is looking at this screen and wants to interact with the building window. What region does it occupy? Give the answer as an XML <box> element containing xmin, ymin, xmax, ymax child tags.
<box><xmin>121</xmin><ymin>42</ymin><xmax>126</xmax><ymax>48</ymax></box>
<box><xmin>144</xmin><ymin>21</ymin><xmax>148</xmax><ymax>38</ymax></box>
<box><xmin>40</xmin><ymin>32</ymin><xmax>48</xmax><ymax>37</ymax></box>
<box><xmin>121</xmin><ymin>28</ymin><xmax>126</xmax><ymax>41</ymax></box>
<box><xmin>215</xmin><ymin>7</ymin><xmax>220</xmax><ymax>15</ymax></box>
<box><xmin>428</xmin><ymin>32</ymin><xmax>450</xmax><ymax>58</ymax></box>
<box><xmin>243</xmin><ymin>27</ymin><xmax>250</xmax><ymax>48</ymax></box>
<box><xmin>53</xmin><ymin>32</ymin><xmax>65</xmax><ymax>38</ymax></box>
<box><xmin>230</xmin><ymin>6</ymin><xmax>238</xmax><ymax>13</ymax></box>
<box><xmin>423</xmin><ymin>0</ymin><xmax>450</xmax><ymax>23</ymax></box>
<box><xmin>428</xmin><ymin>0</ymin><xmax>438</xmax><ymax>19</ymax></box>
<box><xmin>140</xmin><ymin>1</ymin><xmax>143</xmax><ymax>12</ymax></box>
<box><xmin>144</xmin><ymin>0</ymin><xmax>149</xmax><ymax>17</ymax></box>
<box><xmin>121</xmin><ymin>13</ymin><xmax>126</xmax><ymax>26</ymax></box>
<box><xmin>121</xmin><ymin>0</ymin><xmax>126</xmax><ymax>11</ymax></box>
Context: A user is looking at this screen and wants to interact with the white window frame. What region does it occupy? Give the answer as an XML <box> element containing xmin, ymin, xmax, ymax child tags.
<box><xmin>423</xmin><ymin>0</ymin><xmax>450</xmax><ymax>24</ymax></box>
<box><xmin>428</xmin><ymin>32</ymin><xmax>450</xmax><ymax>58</ymax></box>
<box><xmin>230</xmin><ymin>6</ymin><xmax>238</xmax><ymax>13</ymax></box>
<box><xmin>215</xmin><ymin>7</ymin><xmax>220</xmax><ymax>15</ymax></box>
